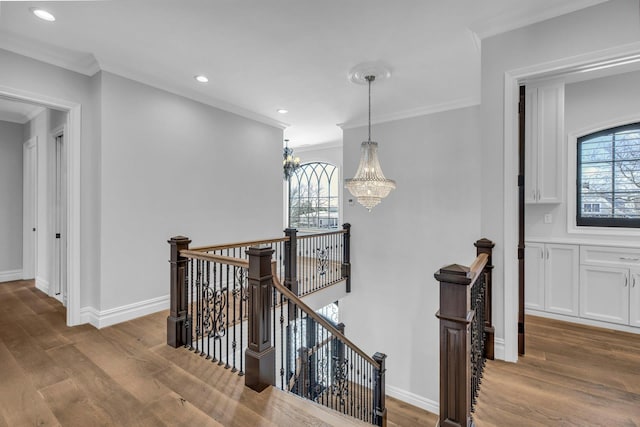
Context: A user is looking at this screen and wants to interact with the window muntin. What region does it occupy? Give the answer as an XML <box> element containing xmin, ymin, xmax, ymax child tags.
<box><xmin>289</xmin><ymin>162</ymin><xmax>339</xmax><ymax>230</ymax></box>
<box><xmin>577</xmin><ymin>122</ymin><xmax>640</xmax><ymax>227</ymax></box>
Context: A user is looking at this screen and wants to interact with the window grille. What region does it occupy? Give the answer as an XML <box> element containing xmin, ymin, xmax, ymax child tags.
<box><xmin>289</xmin><ymin>162</ymin><xmax>339</xmax><ymax>230</ymax></box>
<box><xmin>577</xmin><ymin>122</ymin><xmax>640</xmax><ymax>227</ymax></box>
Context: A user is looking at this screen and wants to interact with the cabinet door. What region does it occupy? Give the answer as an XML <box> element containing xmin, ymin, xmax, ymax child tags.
<box><xmin>536</xmin><ymin>82</ymin><xmax>563</xmax><ymax>204</ymax></box>
<box><xmin>524</xmin><ymin>87</ymin><xmax>538</xmax><ymax>204</ymax></box>
<box><xmin>630</xmin><ymin>269</ymin><xmax>640</xmax><ymax>328</ymax></box>
<box><xmin>525</xmin><ymin>242</ymin><xmax>545</xmax><ymax>310</ymax></box>
<box><xmin>580</xmin><ymin>265</ymin><xmax>629</xmax><ymax>325</ymax></box>
<box><xmin>545</xmin><ymin>244</ymin><xmax>579</xmax><ymax>316</ymax></box>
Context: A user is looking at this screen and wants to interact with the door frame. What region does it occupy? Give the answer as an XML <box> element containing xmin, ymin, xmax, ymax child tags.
<box><xmin>0</xmin><ymin>85</ymin><xmax>82</xmax><ymax>327</ymax></box>
<box><xmin>22</xmin><ymin>136</ymin><xmax>38</xmax><ymax>280</ymax></box>
<box><xmin>502</xmin><ymin>41</ymin><xmax>640</xmax><ymax>363</ymax></box>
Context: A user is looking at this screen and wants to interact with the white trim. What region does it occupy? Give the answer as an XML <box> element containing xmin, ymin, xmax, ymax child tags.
<box><xmin>502</xmin><ymin>41</ymin><xmax>640</xmax><ymax>365</ymax></box>
<box><xmin>567</xmin><ymin>114</ymin><xmax>640</xmax><ymax>237</ymax></box>
<box><xmin>525</xmin><ymin>309</ymin><xmax>640</xmax><ymax>335</ymax></box>
<box><xmin>0</xmin><ymin>270</ymin><xmax>23</xmax><ymax>283</ymax></box>
<box><xmin>0</xmin><ymin>85</ymin><xmax>82</xmax><ymax>327</ymax></box>
<box><xmin>386</xmin><ymin>385</ymin><xmax>439</xmax><ymax>415</ymax></box>
<box><xmin>35</xmin><ymin>276</ymin><xmax>49</xmax><ymax>293</ymax></box>
<box><xmin>337</xmin><ymin>96</ymin><xmax>479</xmax><ymax>130</ymax></box>
<box><xmin>80</xmin><ymin>295</ymin><xmax>170</xmax><ymax>329</ymax></box>
<box><xmin>0</xmin><ymin>30</ymin><xmax>100</xmax><ymax>76</ymax></box>
<box><xmin>493</xmin><ymin>337</ymin><xmax>506</xmax><ymax>361</ymax></box>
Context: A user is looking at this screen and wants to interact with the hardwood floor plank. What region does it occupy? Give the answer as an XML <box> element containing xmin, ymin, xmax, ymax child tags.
<box><xmin>0</xmin><ymin>341</ymin><xmax>60</xmax><ymax>426</ymax></box>
<box><xmin>474</xmin><ymin>315</ymin><xmax>640</xmax><ymax>427</ymax></box>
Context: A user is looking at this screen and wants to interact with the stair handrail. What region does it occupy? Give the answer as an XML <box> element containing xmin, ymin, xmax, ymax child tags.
<box><xmin>190</xmin><ymin>236</ymin><xmax>289</xmax><ymax>252</ymax></box>
<box><xmin>270</xmin><ymin>261</ymin><xmax>379</xmax><ymax>368</ymax></box>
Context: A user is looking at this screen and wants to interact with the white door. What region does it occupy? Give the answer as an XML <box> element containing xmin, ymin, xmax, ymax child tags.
<box><xmin>52</xmin><ymin>133</ymin><xmax>67</xmax><ymax>305</ymax></box>
<box><xmin>580</xmin><ymin>265</ymin><xmax>629</xmax><ymax>325</ymax></box>
<box><xmin>524</xmin><ymin>242</ymin><xmax>545</xmax><ymax>310</ymax></box>
<box><xmin>22</xmin><ymin>138</ymin><xmax>37</xmax><ymax>280</ymax></box>
<box><xmin>630</xmin><ymin>268</ymin><xmax>640</xmax><ymax>328</ymax></box>
<box><xmin>544</xmin><ymin>244</ymin><xmax>579</xmax><ymax>316</ymax></box>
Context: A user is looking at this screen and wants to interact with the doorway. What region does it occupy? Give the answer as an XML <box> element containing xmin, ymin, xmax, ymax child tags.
<box><xmin>0</xmin><ymin>86</ymin><xmax>81</xmax><ymax>326</ymax></box>
<box><xmin>505</xmin><ymin>44</ymin><xmax>640</xmax><ymax>362</ymax></box>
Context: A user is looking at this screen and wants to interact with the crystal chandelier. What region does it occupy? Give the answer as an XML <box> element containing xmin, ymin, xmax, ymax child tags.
<box><xmin>345</xmin><ymin>75</ymin><xmax>396</xmax><ymax>211</ymax></box>
<box><xmin>283</xmin><ymin>139</ymin><xmax>300</xmax><ymax>180</ymax></box>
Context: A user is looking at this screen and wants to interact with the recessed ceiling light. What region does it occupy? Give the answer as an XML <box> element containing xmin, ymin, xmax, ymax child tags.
<box><xmin>277</xmin><ymin>109</ymin><xmax>288</xmax><ymax>114</ymax></box>
<box><xmin>31</xmin><ymin>8</ymin><xmax>56</xmax><ymax>22</ymax></box>
<box><xmin>194</xmin><ymin>75</ymin><xmax>209</xmax><ymax>83</ymax></box>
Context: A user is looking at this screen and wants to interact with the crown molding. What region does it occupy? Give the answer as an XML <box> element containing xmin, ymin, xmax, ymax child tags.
<box><xmin>0</xmin><ymin>31</ymin><xmax>288</xmax><ymax>130</ymax></box>
<box><xmin>294</xmin><ymin>140</ymin><xmax>343</xmax><ymax>151</ymax></box>
<box><xmin>0</xmin><ymin>105</ymin><xmax>44</xmax><ymax>124</ymax></box>
<box><xmin>0</xmin><ymin>30</ymin><xmax>100</xmax><ymax>76</ymax></box>
<box><xmin>100</xmin><ymin>63</ymin><xmax>290</xmax><ymax>131</ymax></box>
<box><xmin>337</xmin><ymin>96</ymin><xmax>479</xmax><ymax>130</ymax></box>
<box><xmin>469</xmin><ymin>0</ymin><xmax>608</xmax><ymax>40</ymax></box>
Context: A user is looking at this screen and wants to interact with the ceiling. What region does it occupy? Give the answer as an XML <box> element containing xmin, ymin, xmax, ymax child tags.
<box><xmin>0</xmin><ymin>0</ymin><xmax>608</xmax><ymax>146</ymax></box>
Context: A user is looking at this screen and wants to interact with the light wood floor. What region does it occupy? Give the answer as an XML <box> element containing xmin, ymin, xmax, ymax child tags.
<box><xmin>475</xmin><ymin>315</ymin><xmax>640</xmax><ymax>426</ymax></box>
<box><xmin>0</xmin><ymin>280</ymin><xmax>436</xmax><ymax>426</ymax></box>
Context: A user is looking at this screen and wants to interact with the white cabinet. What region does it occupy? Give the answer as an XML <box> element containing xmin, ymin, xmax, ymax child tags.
<box><xmin>524</xmin><ymin>242</ymin><xmax>578</xmax><ymax>316</ymax></box>
<box><xmin>580</xmin><ymin>265</ymin><xmax>629</xmax><ymax>325</ymax></box>
<box><xmin>580</xmin><ymin>246</ymin><xmax>640</xmax><ymax>328</ymax></box>
<box><xmin>545</xmin><ymin>244</ymin><xmax>579</xmax><ymax>316</ymax></box>
<box><xmin>525</xmin><ymin>81</ymin><xmax>564</xmax><ymax>204</ymax></box>
<box><xmin>525</xmin><ymin>243</ymin><xmax>545</xmax><ymax>310</ymax></box>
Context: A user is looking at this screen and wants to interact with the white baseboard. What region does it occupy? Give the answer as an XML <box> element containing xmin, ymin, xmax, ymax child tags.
<box><xmin>494</xmin><ymin>337</ymin><xmax>506</xmax><ymax>361</ymax></box>
<box><xmin>80</xmin><ymin>294</ymin><xmax>169</xmax><ymax>329</ymax></box>
<box><xmin>35</xmin><ymin>276</ymin><xmax>49</xmax><ymax>293</ymax></box>
<box><xmin>525</xmin><ymin>309</ymin><xmax>640</xmax><ymax>335</ymax></box>
<box><xmin>0</xmin><ymin>269</ymin><xmax>23</xmax><ymax>283</ymax></box>
<box><xmin>386</xmin><ymin>385</ymin><xmax>439</xmax><ymax>416</ymax></box>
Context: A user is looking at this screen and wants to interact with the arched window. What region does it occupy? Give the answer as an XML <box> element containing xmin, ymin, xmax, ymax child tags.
<box><xmin>289</xmin><ymin>162</ymin><xmax>339</xmax><ymax>230</ymax></box>
<box><xmin>577</xmin><ymin>122</ymin><xmax>640</xmax><ymax>227</ymax></box>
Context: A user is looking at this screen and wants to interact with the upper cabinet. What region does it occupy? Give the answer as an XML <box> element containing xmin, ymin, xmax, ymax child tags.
<box><xmin>525</xmin><ymin>80</ymin><xmax>564</xmax><ymax>204</ymax></box>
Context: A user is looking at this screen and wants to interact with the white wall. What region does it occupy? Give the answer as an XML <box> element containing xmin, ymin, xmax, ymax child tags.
<box><xmin>341</xmin><ymin>106</ymin><xmax>481</xmax><ymax>409</ymax></box>
<box><xmin>527</xmin><ymin>70</ymin><xmax>640</xmax><ymax>243</ymax></box>
<box><xmin>99</xmin><ymin>71</ymin><xmax>283</xmax><ymax>311</ymax></box>
<box><xmin>0</xmin><ymin>120</ymin><xmax>24</xmax><ymax>278</ymax></box>
<box><xmin>481</xmin><ymin>0</ymin><xmax>640</xmax><ymax>353</ymax></box>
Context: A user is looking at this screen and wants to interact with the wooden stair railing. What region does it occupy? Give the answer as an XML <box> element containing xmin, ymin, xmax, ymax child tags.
<box><xmin>167</xmin><ymin>226</ymin><xmax>388</xmax><ymax>426</ymax></box>
<box><xmin>434</xmin><ymin>238</ymin><xmax>494</xmax><ymax>427</ymax></box>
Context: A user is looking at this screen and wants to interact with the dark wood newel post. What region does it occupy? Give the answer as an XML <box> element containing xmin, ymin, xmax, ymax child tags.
<box><xmin>435</xmin><ymin>264</ymin><xmax>473</xmax><ymax>427</ymax></box>
<box><xmin>342</xmin><ymin>223</ymin><xmax>351</xmax><ymax>293</ymax></box>
<box><xmin>475</xmin><ymin>238</ymin><xmax>495</xmax><ymax>360</ymax></box>
<box><xmin>284</xmin><ymin>228</ymin><xmax>299</xmax><ymax>295</ymax></box>
<box><xmin>373</xmin><ymin>352</ymin><xmax>387</xmax><ymax>427</ymax></box>
<box><xmin>167</xmin><ymin>236</ymin><xmax>191</xmax><ymax>348</ymax></box>
<box><xmin>245</xmin><ymin>246</ymin><xmax>276</xmax><ymax>392</ymax></box>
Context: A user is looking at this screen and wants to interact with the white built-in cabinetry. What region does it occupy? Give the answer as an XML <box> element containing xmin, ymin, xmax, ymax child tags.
<box><xmin>526</xmin><ymin>241</ymin><xmax>640</xmax><ymax>332</ymax></box>
<box><xmin>580</xmin><ymin>246</ymin><xmax>640</xmax><ymax>328</ymax></box>
<box><xmin>524</xmin><ymin>243</ymin><xmax>579</xmax><ymax>316</ymax></box>
<box><xmin>524</xmin><ymin>81</ymin><xmax>564</xmax><ymax>204</ymax></box>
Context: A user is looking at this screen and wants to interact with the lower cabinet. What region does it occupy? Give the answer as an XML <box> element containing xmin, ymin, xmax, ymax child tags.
<box><xmin>580</xmin><ymin>265</ymin><xmax>629</xmax><ymax>325</ymax></box>
<box><xmin>527</xmin><ymin>242</ymin><xmax>640</xmax><ymax>330</ymax></box>
<box><xmin>524</xmin><ymin>242</ymin><xmax>579</xmax><ymax>316</ymax></box>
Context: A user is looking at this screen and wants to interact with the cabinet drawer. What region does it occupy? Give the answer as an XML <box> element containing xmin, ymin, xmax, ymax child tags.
<box><xmin>580</xmin><ymin>246</ymin><xmax>640</xmax><ymax>267</ymax></box>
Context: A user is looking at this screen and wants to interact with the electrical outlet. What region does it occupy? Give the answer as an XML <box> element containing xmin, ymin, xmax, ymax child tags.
<box><xmin>544</xmin><ymin>213</ymin><xmax>552</xmax><ymax>224</ymax></box>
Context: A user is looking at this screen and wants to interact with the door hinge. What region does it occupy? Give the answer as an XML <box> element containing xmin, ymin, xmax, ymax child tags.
<box><xmin>518</xmin><ymin>322</ymin><xmax>525</xmax><ymax>334</ymax></box>
<box><xmin>518</xmin><ymin>247</ymin><xmax>525</xmax><ymax>260</ymax></box>
<box><xmin>55</xmin><ymin>233</ymin><xmax>61</xmax><ymax>239</ymax></box>
<box><xmin>518</xmin><ymin>174</ymin><xmax>524</xmax><ymax>187</ymax></box>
